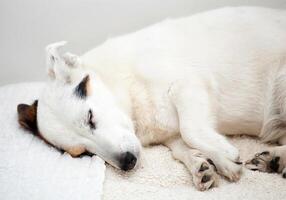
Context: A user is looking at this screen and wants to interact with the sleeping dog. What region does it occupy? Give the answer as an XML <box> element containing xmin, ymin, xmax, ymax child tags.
<box><xmin>17</xmin><ymin>7</ymin><xmax>286</xmax><ymax>191</ymax></box>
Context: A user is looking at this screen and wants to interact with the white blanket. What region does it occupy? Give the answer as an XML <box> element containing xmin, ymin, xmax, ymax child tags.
<box><xmin>103</xmin><ymin>138</ymin><xmax>286</xmax><ymax>200</ymax></box>
<box><xmin>0</xmin><ymin>83</ymin><xmax>106</xmax><ymax>200</ymax></box>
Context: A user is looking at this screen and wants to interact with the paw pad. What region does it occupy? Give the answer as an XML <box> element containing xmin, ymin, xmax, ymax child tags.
<box><xmin>246</xmin><ymin>151</ymin><xmax>282</xmax><ymax>173</ymax></box>
<box><xmin>201</xmin><ymin>175</ymin><xmax>211</xmax><ymax>183</ymax></box>
<box><xmin>199</xmin><ymin>163</ymin><xmax>209</xmax><ymax>172</ymax></box>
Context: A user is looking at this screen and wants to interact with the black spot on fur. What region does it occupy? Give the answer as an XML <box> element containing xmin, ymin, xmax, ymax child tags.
<box><xmin>269</xmin><ymin>156</ymin><xmax>280</xmax><ymax>172</ymax></box>
<box><xmin>251</xmin><ymin>159</ymin><xmax>260</xmax><ymax>165</ymax></box>
<box><xmin>251</xmin><ymin>168</ymin><xmax>259</xmax><ymax>171</ymax></box>
<box><xmin>199</xmin><ymin>163</ymin><xmax>209</xmax><ymax>172</ymax></box>
<box><xmin>260</xmin><ymin>151</ymin><xmax>270</xmax><ymax>155</ymax></box>
<box><xmin>207</xmin><ymin>158</ymin><xmax>217</xmax><ymax>172</ymax></box>
<box><xmin>283</xmin><ymin>173</ymin><xmax>286</xmax><ymax>179</ymax></box>
<box><xmin>202</xmin><ymin>175</ymin><xmax>211</xmax><ymax>183</ymax></box>
<box><xmin>74</xmin><ymin>75</ymin><xmax>90</xmax><ymax>99</ymax></box>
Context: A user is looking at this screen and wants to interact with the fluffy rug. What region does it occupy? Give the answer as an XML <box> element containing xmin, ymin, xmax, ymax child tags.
<box><xmin>0</xmin><ymin>83</ymin><xmax>106</xmax><ymax>200</ymax></box>
<box><xmin>103</xmin><ymin>137</ymin><xmax>286</xmax><ymax>200</ymax></box>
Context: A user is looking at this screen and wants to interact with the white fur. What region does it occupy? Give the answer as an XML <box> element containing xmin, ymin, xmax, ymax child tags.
<box><xmin>37</xmin><ymin>7</ymin><xmax>286</xmax><ymax>190</ymax></box>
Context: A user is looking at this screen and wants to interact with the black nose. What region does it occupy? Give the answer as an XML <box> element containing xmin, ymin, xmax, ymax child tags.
<box><xmin>120</xmin><ymin>152</ymin><xmax>137</xmax><ymax>171</ymax></box>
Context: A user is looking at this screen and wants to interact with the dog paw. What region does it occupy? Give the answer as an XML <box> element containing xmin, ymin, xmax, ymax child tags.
<box><xmin>192</xmin><ymin>158</ymin><xmax>219</xmax><ymax>191</ymax></box>
<box><xmin>245</xmin><ymin>150</ymin><xmax>283</xmax><ymax>173</ymax></box>
<box><xmin>214</xmin><ymin>155</ymin><xmax>242</xmax><ymax>182</ymax></box>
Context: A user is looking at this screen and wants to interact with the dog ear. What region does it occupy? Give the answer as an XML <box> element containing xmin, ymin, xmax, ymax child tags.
<box><xmin>17</xmin><ymin>100</ymin><xmax>38</xmax><ymax>135</ymax></box>
<box><xmin>17</xmin><ymin>100</ymin><xmax>89</xmax><ymax>157</ymax></box>
<box><xmin>74</xmin><ymin>75</ymin><xmax>91</xmax><ymax>99</ymax></box>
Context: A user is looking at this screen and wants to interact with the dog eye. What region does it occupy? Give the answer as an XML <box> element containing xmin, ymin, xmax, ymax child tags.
<box><xmin>87</xmin><ymin>109</ymin><xmax>96</xmax><ymax>130</ymax></box>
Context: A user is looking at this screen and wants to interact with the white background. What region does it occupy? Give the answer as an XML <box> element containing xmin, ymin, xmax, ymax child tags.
<box><xmin>1</xmin><ymin>0</ymin><xmax>286</xmax><ymax>86</ymax></box>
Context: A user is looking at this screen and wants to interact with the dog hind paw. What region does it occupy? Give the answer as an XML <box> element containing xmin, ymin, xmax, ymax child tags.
<box><xmin>245</xmin><ymin>150</ymin><xmax>283</xmax><ymax>173</ymax></box>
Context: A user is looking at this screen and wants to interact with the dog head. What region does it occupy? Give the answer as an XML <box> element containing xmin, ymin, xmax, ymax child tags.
<box><xmin>17</xmin><ymin>42</ymin><xmax>141</xmax><ymax>171</ymax></box>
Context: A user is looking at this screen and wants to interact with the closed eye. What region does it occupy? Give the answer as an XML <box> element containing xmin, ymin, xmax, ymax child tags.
<box><xmin>88</xmin><ymin>109</ymin><xmax>96</xmax><ymax>130</ymax></box>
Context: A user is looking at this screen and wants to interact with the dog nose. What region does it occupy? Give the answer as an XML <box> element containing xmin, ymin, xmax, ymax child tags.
<box><xmin>120</xmin><ymin>151</ymin><xmax>137</xmax><ymax>171</ymax></box>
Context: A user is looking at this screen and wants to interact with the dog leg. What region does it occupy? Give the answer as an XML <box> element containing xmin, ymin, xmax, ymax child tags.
<box><xmin>247</xmin><ymin>67</ymin><xmax>286</xmax><ymax>175</ymax></box>
<box><xmin>169</xmin><ymin>78</ymin><xmax>242</xmax><ymax>181</ymax></box>
<box><xmin>259</xmin><ymin>66</ymin><xmax>286</xmax><ymax>143</ymax></box>
<box><xmin>165</xmin><ymin>137</ymin><xmax>219</xmax><ymax>191</ymax></box>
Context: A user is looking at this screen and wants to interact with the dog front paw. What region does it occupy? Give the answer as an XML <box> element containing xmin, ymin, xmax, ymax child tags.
<box><xmin>218</xmin><ymin>142</ymin><xmax>240</xmax><ymax>162</ymax></box>
<box><xmin>191</xmin><ymin>158</ymin><xmax>219</xmax><ymax>191</ymax></box>
<box><xmin>212</xmin><ymin>154</ymin><xmax>242</xmax><ymax>182</ymax></box>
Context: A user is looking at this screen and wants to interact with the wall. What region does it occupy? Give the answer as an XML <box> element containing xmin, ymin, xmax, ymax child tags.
<box><xmin>1</xmin><ymin>0</ymin><xmax>286</xmax><ymax>86</ymax></box>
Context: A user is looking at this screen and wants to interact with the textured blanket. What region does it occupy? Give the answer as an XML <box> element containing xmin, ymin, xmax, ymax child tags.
<box><xmin>103</xmin><ymin>138</ymin><xmax>286</xmax><ymax>200</ymax></box>
<box><xmin>0</xmin><ymin>83</ymin><xmax>106</xmax><ymax>200</ymax></box>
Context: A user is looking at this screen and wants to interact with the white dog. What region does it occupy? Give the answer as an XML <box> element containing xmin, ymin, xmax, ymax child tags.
<box><xmin>17</xmin><ymin>7</ymin><xmax>286</xmax><ymax>191</ymax></box>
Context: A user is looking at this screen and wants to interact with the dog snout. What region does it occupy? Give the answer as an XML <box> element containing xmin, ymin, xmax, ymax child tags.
<box><xmin>119</xmin><ymin>151</ymin><xmax>137</xmax><ymax>171</ymax></box>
